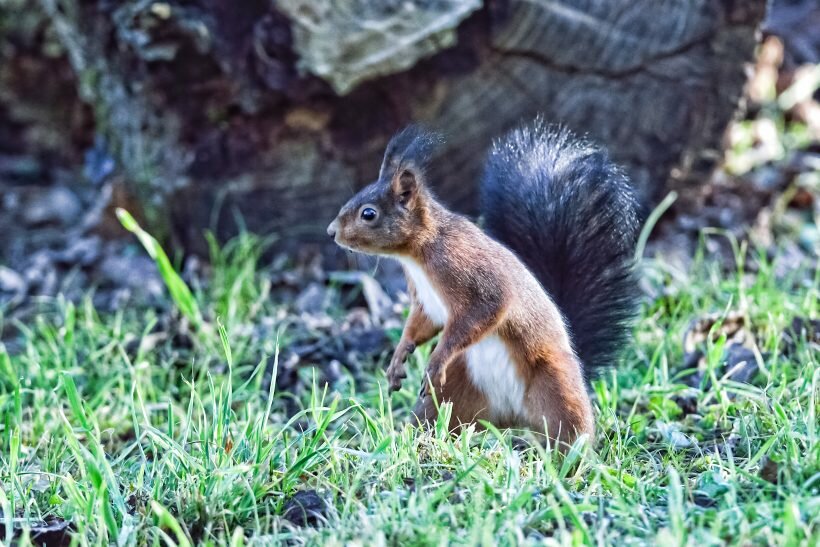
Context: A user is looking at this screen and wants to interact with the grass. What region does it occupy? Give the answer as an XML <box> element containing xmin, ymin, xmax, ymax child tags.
<box><xmin>1</xmin><ymin>225</ymin><xmax>817</xmax><ymax>546</ymax></box>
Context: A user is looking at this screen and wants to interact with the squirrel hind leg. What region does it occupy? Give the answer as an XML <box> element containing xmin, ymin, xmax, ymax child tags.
<box><xmin>411</xmin><ymin>355</ymin><xmax>490</xmax><ymax>431</ymax></box>
<box><xmin>523</xmin><ymin>368</ymin><xmax>595</xmax><ymax>449</ymax></box>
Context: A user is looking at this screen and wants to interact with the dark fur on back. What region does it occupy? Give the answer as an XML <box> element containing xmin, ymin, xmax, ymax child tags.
<box><xmin>480</xmin><ymin>119</ymin><xmax>641</xmax><ymax>374</ymax></box>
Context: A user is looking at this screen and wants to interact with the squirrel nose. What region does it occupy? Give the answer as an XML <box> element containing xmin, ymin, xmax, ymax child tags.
<box><xmin>327</xmin><ymin>220</ymin><xmax>338</xmax><ymax>240</ymax></box>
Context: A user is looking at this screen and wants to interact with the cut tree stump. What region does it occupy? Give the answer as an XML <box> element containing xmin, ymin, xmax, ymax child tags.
<box><xmin>38</xmin><ymin>0</ymin><xmax>767</xmax><ymax>254</ymax></box>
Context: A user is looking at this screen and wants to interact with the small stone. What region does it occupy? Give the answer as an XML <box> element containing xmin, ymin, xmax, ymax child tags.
<box><xmin>281</xmin><ymin>490</ymin><xmax>328</xmax><ymax>527</ymax></box>
<box><xmin>325</xmin><ymin>359</ymin><xmax>343</xmax><ymax>383</ymax></box>
<box><xmin>0</xmin><ymin>266</ymin><xmax>25</xmax><ymax>293</ymax></box>
<box><xmin>2</xmin><ymin>190</ymin><xmax>20</xmax><ymax>211</ymax></box>
<box><xmin>329</xmin><ymin>271</ymin><xmax>393</xmax><ymax>323</ymax></box>
<box><xmin>781</xmin><ymin>316</ymin><xmax>820</xmax><ymax>357</ymax></box>
<box><xmin>150</xmin><ymin>2</ymin><xmax>172</xmax><ymax>20</ymax></box>
<box><xmin>23</xmin><ymin>251</ymin><xmax>58</xmax><ymax>296</ymax></box>
<box><xmin>759</xmin><ymin>457</ymin><xmax>779</xmax><ymax>484</ymax></box>
<box><xmin>22</xmin><ymin>187</ymin><xmax>82</xmax><ymax>227</ymax></box>
<box><xmin>657</xmin><ymin>422</ymin><xmax>695</xmax><ymax>449</ymax></box>
<box><xmin>54</xmin><ymin>236</ymin><xmax>101</xmax><ymax>266</ymax></box>
<box><xmin>294</xmin><ymin>283</ymin><xmax>330</xmax><ymax>314</ymax></box>
<box><xmin>721</xmin><ymin>346</ymin><xmax>760</xmax><ymax>384</ymax></box>
<box><xmin>98</xmin><ymin>252</ymin><xmax>164</xmax><ymax>300</ymax></box>
<box><xmin>28</xmin><ymin>518</ymin><xmax>72</xmax><ymax>545</ymax></box>
<box><xmin>83</xmin><ymin>136</ymin><xmax>116</xmax><ymax>185</ymax></box>
<box><xmin>342</xmin><ymin>328</ymin><xmax>389</xmax><ymax>356</ymax></box>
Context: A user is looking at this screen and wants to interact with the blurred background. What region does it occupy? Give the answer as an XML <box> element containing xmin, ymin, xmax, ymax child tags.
<box><xmin>0</xmin><ymin>0</ymin><xmax>817</xmax><ymax>312</ymax></box>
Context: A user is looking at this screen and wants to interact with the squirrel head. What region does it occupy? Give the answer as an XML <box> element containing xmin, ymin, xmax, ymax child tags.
<box><xmin>328</xmin><ymin>125</ymin><xmax>442</xmax><ymax>255</ymax></box>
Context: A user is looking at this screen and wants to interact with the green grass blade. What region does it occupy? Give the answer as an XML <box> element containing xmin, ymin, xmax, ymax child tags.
<box><xmin>115</xmin><ymin>208</ymin><xmax>203</xmax><ymax>329</ymax></box>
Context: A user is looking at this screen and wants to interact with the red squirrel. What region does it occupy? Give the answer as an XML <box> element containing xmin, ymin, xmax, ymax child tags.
<box><xmin>327</xmin><ymin>119</ymin><xmax>640</xmax><ymax>446</ymax></box>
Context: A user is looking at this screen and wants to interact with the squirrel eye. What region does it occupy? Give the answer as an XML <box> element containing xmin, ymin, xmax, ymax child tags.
<box><xmin>360</xmin><ymin>207</ymin><xmax>378</xmax><ymax>222</ymax></box>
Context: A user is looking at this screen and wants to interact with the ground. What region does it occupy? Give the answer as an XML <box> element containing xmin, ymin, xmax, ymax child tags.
<box><xmin>0</xmin><ymin>37</ymin><xmax>819</xmax><ymax>546</ymax></box>
<box><xmin>1</xmin><ymin>214</ymin><xmax>818</xmax><ymax>545</ymax></box>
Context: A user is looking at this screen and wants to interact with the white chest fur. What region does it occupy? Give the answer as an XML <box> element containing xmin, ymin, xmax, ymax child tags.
<box><xmin>396</xmin><ymin>257</ymin><xmax>526</xmax><ymax>421</ymax></box>
<box><xmin>466</xmin><ymin>336</ymin><xmax>526</xmax><ymax>421</ymax></box>
<box><xmin>397</xmin><ymin>258</ymin><xmax>449</xmax><ymax>326</ymax></box>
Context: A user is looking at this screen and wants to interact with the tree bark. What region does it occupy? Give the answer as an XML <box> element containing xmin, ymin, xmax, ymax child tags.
<box><xmin>38</xmin><ymin>0</ymin><xmax>767</xmax><ymax>254</ymax></box>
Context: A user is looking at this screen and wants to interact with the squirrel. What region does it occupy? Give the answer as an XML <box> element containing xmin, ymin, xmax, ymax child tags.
<box><xmin>327</xmin><ymin>118</ymin><xmax>641</xmax><ymax>446</ymax></box>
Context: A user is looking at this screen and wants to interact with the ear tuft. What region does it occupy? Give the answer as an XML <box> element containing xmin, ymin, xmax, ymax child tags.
<box><xmin>378</xmin><ymin>125</ymin><xmax>443</xmax><ymax>183</ymax></box>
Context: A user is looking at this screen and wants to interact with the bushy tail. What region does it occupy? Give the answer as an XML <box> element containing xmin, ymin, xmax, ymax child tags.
<box><xmin>480</xmin><ymin>120</ymin><xmax>641</xmax><ymax>374</ymax></box>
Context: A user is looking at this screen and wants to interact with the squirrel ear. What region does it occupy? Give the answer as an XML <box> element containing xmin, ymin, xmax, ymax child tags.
<box><xmin>379</xmin><ymin>125</ymin><xmax>442</xmax><ymax>182</ymax></box>
<box><xmin>392</xmin><ymin>168</ymin><xmax>419</xmax><ymax>207</ymax></box>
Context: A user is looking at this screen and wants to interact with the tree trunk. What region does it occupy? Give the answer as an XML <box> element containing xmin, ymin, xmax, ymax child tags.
<box><xmin>38</xmin><ymin>0</ymin><xmax>767</xmax><ymax>254</ymax></box>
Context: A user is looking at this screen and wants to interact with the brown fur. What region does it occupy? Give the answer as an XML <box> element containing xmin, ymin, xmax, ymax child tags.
<box><xmin>328</xmin><ymin>149</ymin><xmax>594</xmax><ymax>448</ymax></box>
<box><xmin>413</xmin><ymin>355</ymin><xmax>491</xmax><ymax>428</ymax></box>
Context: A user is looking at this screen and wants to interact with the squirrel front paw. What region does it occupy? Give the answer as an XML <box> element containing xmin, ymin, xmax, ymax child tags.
<box><xmin>386</xmin><ymin>342</ymin><xmax>415</xmax><ymax>392</ymax></box>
